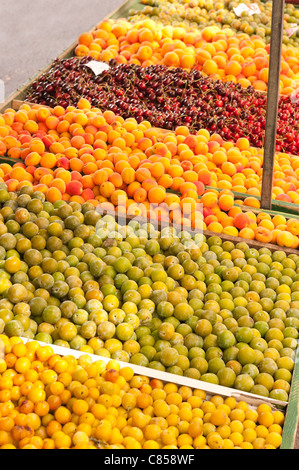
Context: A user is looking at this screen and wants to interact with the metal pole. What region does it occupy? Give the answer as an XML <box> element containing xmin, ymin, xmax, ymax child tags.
<box><xmin>260</xmin><ymin>0</ymin><xmax>285</xmax><ymax>210</ymax></box>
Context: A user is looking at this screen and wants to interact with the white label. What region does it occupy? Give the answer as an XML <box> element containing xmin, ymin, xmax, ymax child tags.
<box><xmin>286</xmin><ymin>24</ymin><xmax>299</xmax><ymax>37</ymax></box>
<box><xmin>85</xmin><ymin>61</ymin><xmax>110</xmax><ymax>76</ymax></box>
<box><xmin>233</xmin><ymin>3</ymin><xmax>261</xmax><ymax>16</ymax></box>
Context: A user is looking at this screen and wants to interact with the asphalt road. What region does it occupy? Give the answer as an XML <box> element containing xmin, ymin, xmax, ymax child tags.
<box><xmin>0</xmin><ymin>0</ymin><xmax>124</xmax><ymax>101</ymax></box>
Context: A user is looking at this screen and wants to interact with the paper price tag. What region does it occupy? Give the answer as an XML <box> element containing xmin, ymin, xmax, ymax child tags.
<box><xmin>85</xmin><ymin>61</ymin><xmax>110</xmax><ymax>76</ymax></box>
<box><xmin>233</xmin><ymin>3</ymin><xmax>261</xmax><ymax>17</ymax></box>
<box><xmin>286</xmin><ymin>24</ymin><xmax>299</xmax><ymax>37</ymax></box>
<box><xmin>248</xmin><ymin>3</ymin><xmax>261</xmax><ymax>14</ymax></box>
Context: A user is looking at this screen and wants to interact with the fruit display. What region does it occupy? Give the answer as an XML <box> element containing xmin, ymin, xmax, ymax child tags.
<box><xmin>74</xmin><ymin>18</ymin><xmax>299</xmax><ymax>95</ymax></box>
<box><xmin>0</xmin><ymin>337</ymin><xmax>286</xmax><ymax>449</ymax></box>
<box><xmin>128</xmin><ymin>0</ymin><xmax>299</xmax><ymax>47</ymax></box>
<box><xmin>203</xmin><ymin>205</ymin><xmax>299</xmax><ymax>250</ymax></box>
<box><xmin>1</xmin><ymin>101</ymin><xmax>299</xmax><ymax>248</ymax></box>
<box><xmin>2</xmin><ymin>0</ymin><xmax>299</xmax><ymax>451</ymax></box>
<box><xmin>25</xmin><ymin>58</ymin><xmax>299</xmax><ymax>154</ymax></box>
<box><xmin>0</xmin><ymin>185</ymin><xmax>296</xmax><ymax>403</ymax></box>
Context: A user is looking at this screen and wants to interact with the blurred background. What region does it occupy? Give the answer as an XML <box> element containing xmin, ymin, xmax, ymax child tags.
<box><xmin>0</xmin><ymin>0</ymin><xmax>124</xmax><ymax>100</ymax></box>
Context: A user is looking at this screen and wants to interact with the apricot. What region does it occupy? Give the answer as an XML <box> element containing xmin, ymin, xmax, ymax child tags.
<box><xmin>276</xmin><ymin>231</ymin><xmax>295</xmax><ymax>248</ymax></box>
<box><xmin>148</xmin><ymin>186</ymin><xmax>166</xmax><ymax>204</ymax></box>
<box><xmin>66</xmin><ymin>181</ymin><xmax>83</xmax><ymax>196</ymax></box>
<box><xmin>234</xmin><ymin>212</ymin><xmax>251</xmax><ymax>230</ymax></box>
<box><xmin>254</xmin><ymin>226</ymin><xmax>273</xmax><ymax>244</ymax></box>
<box><xmin>239</xmin><ymin>227</ymin><xmax>255</xmax><ymax>240</ymax></box>
<box><xmin>286</xmin><ymin>219</ymin><xmax>299</xmax><ymax>236</ymax></box>
<box><xmin>200</xmin><ymin>191</ymin><xmax>218</xmax><ymax>209</ymax></box>
<box><xmin>218</xmin><ymin>194</ymin><xmax>234</xmax><ymax>212</ymax></box>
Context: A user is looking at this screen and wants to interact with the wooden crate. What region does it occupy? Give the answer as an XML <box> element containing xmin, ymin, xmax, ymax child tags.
<box><xmin>204</xmin><ymin>187</ymin><xmax>299</xmax><ymax>217</ymax></box>
<box><xmin>96</xmin><ymin>207</ymin><xmax>299</xmax><ymax>448</ymax></box>
<box><xmin>95</xmin><ymin>205</ymin><xmax>299</xmax><ymax>255</ymax></box>
<box><xmin>1</xmin><ymin>98</ymin><xmax>299</xmax><ymax>255</ymax></box>
<box><xmin>19</xmin><ymin>336</ymin><xmax>297</xmax><ymax>449</ymax></box>
<box><xmin>280</xmin><ymin>348</ymin><xmax>299</xmax><ymax>449</ymax></box>
<box><xmin>2</xmin><ymin>97</ymin><xmax>299</xmax><ymax>220</ymax></box>
<box><xmin>169</xmin><ymin>186</ymin><xmax>299</xmax><ymax>218</ymax></box>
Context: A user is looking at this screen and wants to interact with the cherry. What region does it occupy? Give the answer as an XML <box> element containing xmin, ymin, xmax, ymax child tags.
<box><xmin>25</xmin><ymin>58</ymin><xmax>299</xmax><ymax>155</ymax></box>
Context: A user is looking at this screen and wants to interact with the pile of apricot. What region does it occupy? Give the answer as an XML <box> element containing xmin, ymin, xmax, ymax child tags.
<box><xmin>1</xmin><ymin>102</ymin><xmax>299</xmax><ymax>249</ymax></box>
<box><xmin>198</xmin><ymin>190</ymin><xmax>299</xmax><ymax>249</ymax></box>
<box><xmin>129</xmin><ymin>0</ymin><xmax>299</xmax><ymax>47</ymax></box>
<box><xmin>0</xmin><ymin>337</ymin><xmax>285</xmax><ymax>449</ymax></box>
<box><xmin>75</xmin><ymin>18</ymin><xmax>299</xmax><ymax>95</ymax></box>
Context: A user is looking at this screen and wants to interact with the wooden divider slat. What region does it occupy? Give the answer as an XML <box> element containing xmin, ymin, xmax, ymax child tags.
<box><xmin>96</xmin><ymin>206</ymin><xmax>299</xmax><ymax>255</ymax></box>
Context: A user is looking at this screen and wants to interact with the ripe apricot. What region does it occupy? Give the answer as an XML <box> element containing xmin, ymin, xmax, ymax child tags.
<box><xmin>234</xmin><ymin>212</ymin><xmax>251</xmax><ymax>230</ymax></box>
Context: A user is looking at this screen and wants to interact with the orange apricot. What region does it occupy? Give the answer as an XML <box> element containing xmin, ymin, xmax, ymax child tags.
<box><xmin>254</xmin><ymin>226</ymin><xmax>273</xmax><ymax>244</ymax></box>
<box><xmin>234</xmin><ymin>212</ymin><xmax>251</xmax><ymax>230</ymax></box>
<box><xmin>46</xmin><ymin>187</ymin><xmax>63</xmax><ymax>203</ymax></box>
<box><xmin>218</xmin><ymin>194</ymin><xmax>234</xmax><ymax>212</ymax></box>
<box><xmin>148</xmin><ymin>186</ymin><xmax>166</xmax><ymax>204</ymax></box>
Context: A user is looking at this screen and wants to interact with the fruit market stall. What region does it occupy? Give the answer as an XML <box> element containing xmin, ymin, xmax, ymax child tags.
<box><xmin>2</xmin><ymin>1</ymin><xmax>299</xmax><ymax>215</ymax></box>
<box><xmin>0</xmin><ymin>335</ymin><xmax>292</xmax><ymax>449</ymax></box>
<box><xmin>0</xmin><ymin>185</ymin><xmax>297</xmax><ymax>449</ymax></box>
<box><xmin>0</xmin><ymin>0</ymin><xmax>299</xmax><ymax>450</ymax></box>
